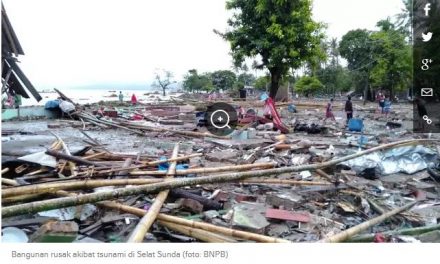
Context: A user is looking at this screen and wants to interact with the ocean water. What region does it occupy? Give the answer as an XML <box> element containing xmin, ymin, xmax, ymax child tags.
<box><xmin>20</xmin><ymin>87</ymin><xmax>180</xmax><ymax>106</ymax></box>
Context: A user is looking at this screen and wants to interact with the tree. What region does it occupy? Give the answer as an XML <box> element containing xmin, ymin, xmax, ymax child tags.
<box><xmin>217</xmin><ymin>0</ymin><xmax>324</xmax><ymax>99</ymax></box>
<box><xmin>182</xmin><ymin>69</ymin><xmax>213</xmax><ymax>93</ymax></box>
<box><xmin>369</xmin><ymin>20</ymin><xmax>412</xmax><ymax>98</ymax></box>
<box><xmin>211</xmin><ymin>70</ymin><xmax>236</xmax><ymax>91</ymax></box>
<box><xmin>339</xmin><ymin>29</ymin><xmax>375</xmax><ymax>102</ymax></box>
<box><xmin>316</xmin><ymin>66</ymin><xmax>353</xmax><ymax>95</ymax></box>
<box><xmin>395</xmin><ymin>0</ymin><xmax>417</xmax><ymax>43</ymax></box>
<box><xmin>295</xmin><ymin>76</ymin><xmax>324</xmax><ymax>96</ymax></box>
<box><xmin>152</xmin><ymin>69</ymin><xmax>175</xmax><ymax>96</ymax></box>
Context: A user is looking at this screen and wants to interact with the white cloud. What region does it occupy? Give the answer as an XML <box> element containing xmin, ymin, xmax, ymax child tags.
<box><xmin>3</xmin><ymin>0</ymin><xmax>403</xmax><ymax>89</ymax></box>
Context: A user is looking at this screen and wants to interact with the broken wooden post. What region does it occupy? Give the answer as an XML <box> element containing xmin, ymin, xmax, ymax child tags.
<box><xmin>126</xmin><ymin>143</ymin><xmax>180</xmax><ymax>242</ymax></box>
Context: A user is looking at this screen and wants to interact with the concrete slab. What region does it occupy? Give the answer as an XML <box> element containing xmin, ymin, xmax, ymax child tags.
<box><xmin>232</xmin><ymin>203</ymin><xmax>269</xmax><ymax>234</ymax></box>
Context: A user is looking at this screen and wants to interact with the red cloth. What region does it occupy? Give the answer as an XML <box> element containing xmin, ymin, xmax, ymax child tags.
<box><xmin>263</xmin><ymin>97</ymin><xmax>289</xmax><ymax>133</ymax></box>
<box><xmin>131</xmin><ymin>94</ymin><xmax>137</xmax><ymax>104</ymax></box>
<box><xmin>325</xmin><ymin>103</ymin><xmax>334</xmax><ymax>118</ymax></box>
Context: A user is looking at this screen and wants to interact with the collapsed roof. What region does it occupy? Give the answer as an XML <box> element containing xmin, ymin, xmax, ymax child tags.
<box><xmin>2</xmin><ymin>3</ymin><xmax>41</xmax><ymax>102</ymax></box>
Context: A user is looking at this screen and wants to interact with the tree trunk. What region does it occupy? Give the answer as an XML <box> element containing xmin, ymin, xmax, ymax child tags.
<box><xmin>162</xmin><ymin>87</ymin><xmax>166</xmax><ymax>96</ymax></box>
<box><xmin>269</xmin><ymin>68</ymin><xmax>281</xmax><ymax>99</ymax></box>
<box><xmin>363</xmin><ymin>79</ymin><xmax>369</xmax><ymax>105</ymax></box>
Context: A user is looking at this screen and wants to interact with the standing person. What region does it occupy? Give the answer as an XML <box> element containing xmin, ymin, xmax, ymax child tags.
<box><xmin>344</xmin><ymin>96</ymin><xmax>353</xmax><ymax>124</ymax></box>
<box><xmin>324</xmin><ymin>98</ymin><xmax>336</xmax><ymax>123</ymax></box>
<box><xmin>383</xmin><ymin>96</ymin><xmax>391</xmax><ymax>119</ymax></box>
<box><xmin>377</xmin><ymin>92</ymin><xmax>385</xmax><ymax>114</ymax></box>
<box><xmin>118</xmin><ymin>91</ymin><xmax>124</xmax><ymax>103</ymax></box>
<box><xmin>131</xmin><ymin>93</ymin><xmax>137</xmax><ymax>105</ymax></box>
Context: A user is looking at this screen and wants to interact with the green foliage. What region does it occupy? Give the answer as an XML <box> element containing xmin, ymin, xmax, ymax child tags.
<box><xmin>339</xmin><ymin>29</ymin><xmax>374</xmax><ymax>72</ymax></box>
<box><xmin>339</xmin><ymin>21</ymin><xmax>412</xmax><ymax>99</ymax></box>
<box><xmin>254</xmin><ymin>76</ymin><xmax>270</xmax><ymax>90</ymax></box>
<box><xmin>369</xmin><ymin>20</ymin><xmax>412</xmax><ymax>95</ymax></box>
<box><xmin>218</xmin><ymin>0</ymin><xmax>324</xmax><ymax>98</ymax></box>
<box><xmin>182</xmin><ymin>69</ymin><xmax>214</xmax><ymax>92</ymax></box>
<box><xmin>316</xmin><ymin>66</ymin><xmax>353</xmax><ymax>94</ymax></box>
<box><xmin>295</xmin><ymin>76</ymin><xmax>324</xmax><ymax>96</ymax></box>
<box><xmin>395</xmin><ymin>0</ymin><xmax>413</xmax><ymax>42</ymax></box>
<box><xmin>211</xmin><ymin>70</ymin><xmax>236</xmax><ymax>91</ymax></box>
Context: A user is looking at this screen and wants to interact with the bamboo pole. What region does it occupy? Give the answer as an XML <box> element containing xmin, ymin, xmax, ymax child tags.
<box><xmin>1</xmin><ymin>178</ymin><xmax>17</xmax><ymax>186</ymax></box>
<box><xmin>144</xmin><ymin>153</ymin><xmax>202</xmax><ymax>165</ymax></box>
<box><xmin>2</xmin><ymin>178</ymin><xmax>331</xmax><ymax>198</ymax></box>
<box><xmin>1</xmin><ymin>179</ymin><xmax>162</xmax><ymax>198</ymax></box>
<box><xmin>315</xmin><ymin>169</ymin><xmax>334</xmax><ymax>182</ymax></box>
<box><xmin>319</xmin><ymin>201</ymin><xmax>418</xmax><ymax>242</ymax></box>
<box><xmin>2</xmin><ymin>194</ymin><xmax>47</xmax><ymax>205</ymax></box>
<box><xmin>2</xmin><ymin>139</ymin><xmax>436</xmax><ymax>218</ymax></box>
<box><xmin>158</xmin><ymin>220</ymin><xmax>237</xmax><ymax>242</ymax></box>
<box><xmin>83</xmin><ymin>152</ymin><xmax>106</xmax><ymax>160</ymax></box>
<box><xmin>96</xmin><ymin>153</ymin><xmax>202</xmax><ymax>175</ymax></box>
<box><xmin>347</xmin><ymin>224</ymin><xmax>440</xmax><ymax>242</ymax></box>
<box><xmin>129</xmin><ymin>162</ymin><xmax>276</xmax><ymax>176</ymax></box>
<box><xmin>126</xmin><ymin>144</ymin><xmax>180</xmax><ymax>242</ymax></box>
<box><xmin>45</xmin><ymin>184</ymin><xmax>288</xmax><ymax>243</ymax></box>
<box><xmin>99</xmin><ymin>201</ymin><xmax>290</xmax><ymax>243</ymax></box>
<box><xmin>240</xmin><ymin>179</ymin><xmax>331</xmax><ymax>185</ymax></box>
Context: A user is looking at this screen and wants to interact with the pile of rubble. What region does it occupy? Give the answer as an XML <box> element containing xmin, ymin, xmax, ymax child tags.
<box><xmin>2</xmin><ymin>93</ymin><xmax>440</xmax><ymax>243</ymax></box>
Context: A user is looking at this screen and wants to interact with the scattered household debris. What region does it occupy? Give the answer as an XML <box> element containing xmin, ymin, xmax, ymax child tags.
<box><xmin>1</xmin><ymin>92</ymin><xmax>440</xmax><ymax>243</ymax></box>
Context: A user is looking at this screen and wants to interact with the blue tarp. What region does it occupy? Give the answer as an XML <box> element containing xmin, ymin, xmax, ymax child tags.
<box><xmin>348</xmin><ymin>118</ymin><xmax>363</xmax><ymax>132</ymax></box>
<box><xmin>44</xmin><ymin>100</ymin><xmax>60</xmax><ymax>110</ymax></box>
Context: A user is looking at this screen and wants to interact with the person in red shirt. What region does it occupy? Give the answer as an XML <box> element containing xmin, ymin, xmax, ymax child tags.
<box><xmin>324</xmin><ymin>98</ymin><xmax>336</xmax><ymax>123</ymax></box>
<box><xmin>131</xmin><ymin>94</ymin><xmax>137</xmax><ymax>105</ymax></box>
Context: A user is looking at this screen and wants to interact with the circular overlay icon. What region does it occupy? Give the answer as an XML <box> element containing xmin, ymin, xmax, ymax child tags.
<box><xmin>206</xmin><ymin>102</ymin><xmax>237</xmax><ymax>136</ymax></box>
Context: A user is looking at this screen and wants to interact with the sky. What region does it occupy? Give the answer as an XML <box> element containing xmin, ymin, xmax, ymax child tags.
<box><xmin>3</xmin><ymin>0</ymin><xmax>404</xmax><ymax>90</ymax></box>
